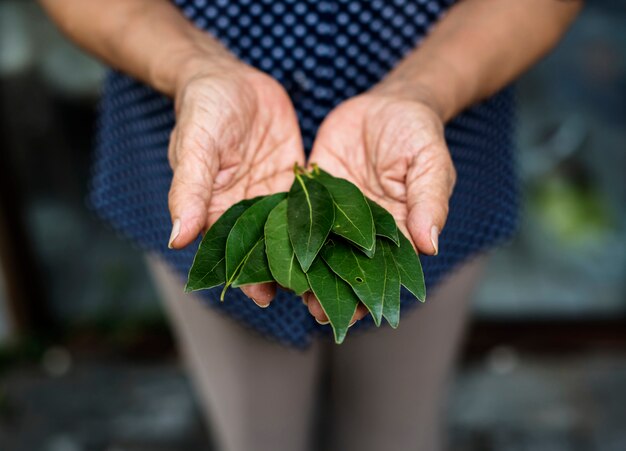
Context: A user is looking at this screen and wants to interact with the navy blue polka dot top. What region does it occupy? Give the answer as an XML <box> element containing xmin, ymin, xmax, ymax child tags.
<box><xmin>91</xmin><ymin>0</ymin><xmax>519</xmax><ymax>348</ymax></box>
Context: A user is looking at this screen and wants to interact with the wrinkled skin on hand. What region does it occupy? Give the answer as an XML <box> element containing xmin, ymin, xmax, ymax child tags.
<box><xmin>167</xmin><ymin>63</ymin><xmax>305</xmax><ymax>306</ymax></box>
<box><xmin>305</xmin><ymin>93</ymin><xmax>457</xmax><ymax>325</ymax></box>
<box><xmin>168</xmin><ymin>65</ymin><xmax>456</xmax><ymax>324</ymax></box>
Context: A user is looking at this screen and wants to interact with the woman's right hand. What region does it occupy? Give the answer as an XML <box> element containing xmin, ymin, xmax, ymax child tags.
<box><xmin>167</xmin><ymin>57</ymin><xmax>305</xmax><ymax>306</ymax></box>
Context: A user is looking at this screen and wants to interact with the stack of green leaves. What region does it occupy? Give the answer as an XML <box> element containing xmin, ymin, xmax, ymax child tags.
<box><xmin>186</xmin><ymin>164</ymin><xmax>425</xmax><ymax>344</ymax></box>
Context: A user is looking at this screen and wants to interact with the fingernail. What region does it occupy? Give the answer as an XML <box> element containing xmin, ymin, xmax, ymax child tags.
<box><xmin>315</xmin><ymin>318</ymin><xmax>329</xmax><ymax>325</ymax></box>
<box><xmin>430</xmin><ymin>225</ymin><xmax>439</xmax><ymax>256</ymax></box>
<box><xmin>251</xmin><ymin>298</ymin><xmax>270</xmax><ymax>308</ymax></box>
<box><xmin>168</xmin><ymin>219</ymin><xmax>181</xmax><ymax>249</ymax></box>
<box><xmin>302</xmin><ymin>296</ymin><xmax>308</xmax><ymax>306</ymax></box>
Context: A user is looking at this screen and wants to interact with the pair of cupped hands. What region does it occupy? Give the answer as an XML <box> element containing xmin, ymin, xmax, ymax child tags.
<box><xmin>167</xmin><ymin>56</ymin><xmax>456</xmax><ymax>326</ymax></box>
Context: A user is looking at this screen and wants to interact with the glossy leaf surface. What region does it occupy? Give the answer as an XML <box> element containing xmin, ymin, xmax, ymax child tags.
<box><xmin>306</xmin><ymin>258</ymin><xmax>359</xmax><ymax>344</ymax></box>
<box><xmin>265</xmin><ymin>200</ymin><xmax>309</xmax><ymax>295</ymax></box>
<box><xmin>224</xmin><ymin>193</ymin><xmax>287</xmax><ymax>295</ymax></box>
<box><xmin>322</xmin><ymin>239</ymin><xmax>386</xmax><ymax>326</ymax></box>
<box><xmin>185</xmin><ymin>197</ymin><xmax>259</xmax><ymax>292</ymax></box>
<box><xmin>367</xmin><ymin>198</ymin><xmax>399</xmax><ymax>246</ymax></box>
<box><xmin>390</xmin><ymin>231</ymin><xmax>426</xmax><ymax>302</ymax></box>
<box><xmin>380</xmin><ymin>240</ymin><xmax>401</xmax><ymax>328</ymax></box>
<box><xmin>232</xmin><ymin>239</ymin><xmax>274</xmax><ymax>287</ymax></box>
<box><xmin>315</xmin><ymin>170</ymin><xmax>375</xmax><ymax>252</ymax></box>
<box><xmin>287</xmin><ymin>175</ymin><xmax>334</xmax><ymax>272</ymax></box>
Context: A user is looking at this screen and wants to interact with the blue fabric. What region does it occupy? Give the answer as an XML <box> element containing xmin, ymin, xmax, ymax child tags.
<box><xmin>91</xmin><ymin>0</ymin><xmax>518</xmax><ymax>348</ymax></box>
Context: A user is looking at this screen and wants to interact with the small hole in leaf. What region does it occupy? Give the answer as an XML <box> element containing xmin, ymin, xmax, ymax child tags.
<box><xmin>355</xmin><ymin>277</ymin><xmax>364</xmax><ymax>283</ymax></box>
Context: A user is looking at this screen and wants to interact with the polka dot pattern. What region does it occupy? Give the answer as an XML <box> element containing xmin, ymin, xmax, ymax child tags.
<box><xmin>91</xmin><ymin>0</ymin><xmax>518</xmax><ymax>348</ymax></box>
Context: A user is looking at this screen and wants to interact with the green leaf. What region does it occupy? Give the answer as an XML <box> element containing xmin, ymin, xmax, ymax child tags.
<box><xmin>315</xmin><ymin>170</ymin><xmax>375</xmax><ymax>252</ymax></box>
<box><xmin>265</xmin><ymin>200</ymin><xmax>309</xmax><ymax>295</ymax></box>
<box><xmin>380</xmin><ymin>240</ymin><xmax>401</xmax><ymax>328</ymax></box>
<box><xmin>390</xmin><ymin>231</ymin><xmax>426</xmax><ymax>302</ymax></box>
<box><xmin>185</xmin><ymin>197</ymin><xmax>260</xmax><ymax>293</ymax></box>
<box><xmin>367</xmin><ymin>198</ymin><xmax>399</xmax><ymax>246</ymax></box>
<box><xmin>287</xmin><ymin>175</ymin><xmax>334</xmax><ymax>272</ymax></box>
<box><xmin>354</xmin><ymin>240</ymin><xmax>376</xmax><ymax>259</ymax></box>
<box><xmin>223</xmin><ymin>192</ymin><xmax>287</xmax><ymax>298</ymax></box>
<box><xmin>232</xmin><ymin>239</ymin><xmax>274</xmax><ymax>287</ymax></box>
<box><xmin>322</xmin><ymin>239</ymin><xmax>386</xmax><ymax>326</ymax></box>
<box><xmin>306</xmin><ymin>258</ymin><xmax>359</xmax><ymax>344</ymax></box>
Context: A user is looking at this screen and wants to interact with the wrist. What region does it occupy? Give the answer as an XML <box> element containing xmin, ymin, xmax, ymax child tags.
<box><xmin>148</xmin><ymin>32</ymin><xmax>245</xmax><ymax>97</ymax></box>
<box><xmin>370</xmin><ymin>54</ymin><xmax>470</xmax><ymax>123</ymax></box>
<box><xmin>369</xmin><ymin>80</ymin><xmax>449</xmax><ymax>122</ymax></box>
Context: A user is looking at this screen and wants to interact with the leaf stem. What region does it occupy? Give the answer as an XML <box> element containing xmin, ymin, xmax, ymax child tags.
<box><xmin>311</xmin><ymin>162</ymin><xmax>320</xmax><ymax>176</ymax></box>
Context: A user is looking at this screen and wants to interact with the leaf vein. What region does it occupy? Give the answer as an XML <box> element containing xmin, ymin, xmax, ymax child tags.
<box><xmin>334</xmin><ymin>202</ymin><xmax>369</xmax><ymax>244</ymax></box>
<box><xmin>296</xmin><ymin>175</ymin><xmax>314</xmax><ymax>252</ymax></box>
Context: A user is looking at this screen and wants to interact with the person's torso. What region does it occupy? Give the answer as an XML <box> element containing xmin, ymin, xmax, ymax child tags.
<box><xmin>91</xmin><ymin>0</ymin><xmax>518</xmax><ymax>347</ymax></box>
<box><xmin>173</xmin><ymin>0</ymin><xmax>456</xmax><ymax>148</ymax></box>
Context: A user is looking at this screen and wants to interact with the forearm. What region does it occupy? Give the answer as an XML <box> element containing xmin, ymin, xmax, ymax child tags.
<box><xmin>39</xmin><ymin>0</ymin><xmax>237</xmax><ymax>96</ymax></box>
<box><xmin>374</xmin><ymin>0</ymin><xmax>583</xmax><ymax>121</ymax></box>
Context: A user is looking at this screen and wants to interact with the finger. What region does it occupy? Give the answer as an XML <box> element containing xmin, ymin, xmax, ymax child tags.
<box><xmin>241</xmin><ymin>282</ymin><xmax>277</xmax><ymax>308</ymax></box>
<box><xmin>167</xmin><ymin>128</ymin><xmax>179</xmax><ymax>169</ymax></box>
<box><xmin>167</xmin><ymin>124</ymin><xmax>219</xmax><ymax>249</ymax></box>
<box><xmin>405</xmin><ymin>140</ymin><xmax>456</xmax><ymax>256</ymax></box>
<box><xmin>350</xmin><ymin>304</ymin><xmax>369</xmax><ymax>325</ymax></box>
<box><xmin>305</xmin><ymin>293</ymin><xmax>329</xmax><ymax>324</ymax></box>
<box><xmin>305</xmin><ymin>293</ymin><xmax>369</xmax><ymax>327</ymax></box>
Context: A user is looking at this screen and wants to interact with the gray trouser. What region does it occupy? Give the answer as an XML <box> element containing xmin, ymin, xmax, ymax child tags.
<box><xmin>147</xmin><ymin>255</ymin><xmax>485</xmax><ymax>451</ymax></box>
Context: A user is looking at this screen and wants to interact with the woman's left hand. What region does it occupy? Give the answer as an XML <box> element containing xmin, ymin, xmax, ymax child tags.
<box><xmin>305</xmin><ymin>92</ymin><xmax>456</xmax><ymax>324</ymax></box>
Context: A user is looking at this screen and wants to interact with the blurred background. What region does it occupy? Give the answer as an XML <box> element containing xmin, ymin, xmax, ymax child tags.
<box><xmin>0</xmin><ymin>1</ymin><xmax>624</xmax><ymax>450</ymax></box>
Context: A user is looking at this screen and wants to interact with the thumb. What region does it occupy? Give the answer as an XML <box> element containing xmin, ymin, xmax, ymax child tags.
<box><xmin>405</xmin><ymin>141</ymin><xmax>456</xmax><ymax>256</ymax></box>
<box><xmin>167</xmin><ymin>128</ymin><xmax>219</xmax><ymax>250</ymax></box>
